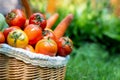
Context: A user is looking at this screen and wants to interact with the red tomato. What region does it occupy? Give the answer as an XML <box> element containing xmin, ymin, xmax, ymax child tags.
<box><xmin>0</xmin><ymin>32</ymin><xmax>5</xmax><ymax>43</ymax></box>
<box><xmin>35</xmin><ymin>38</ymin><xmax>57</xmax><ymax>56</ymax></box>
<box><xmin>57</xmin><ymin>37</ymin><xmax>73</xmax><ymax>57</ymax></box>
<box><xmin>24</xmin><ymin>24</ymin><xmax>43</xmax><ymax>45</ymax></box>
<box><xmin>24</xmin><ymin>45</ymin><xmax>35</xmax><ymax>52</ymax></box>
<box><xmin>3</xmin><ymin>26</ymin><xmax>20</xmax><ymax>39</ymax></box>
<box><xmin>6</xmin><ymin>9</ymin><xmax>26</xmax><ymax>28</ymax></box>
<box><xmin>43</xmin><ymin>28</ymin><xmax>56</xmax><ymax>41</ymax></box>
<box><xmin>29</xmin><ymin>13</ymin><xmax>47</xmax><ymax>30</ymax></box>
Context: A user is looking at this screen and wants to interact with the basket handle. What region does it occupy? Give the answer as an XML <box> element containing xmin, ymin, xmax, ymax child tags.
<box><xmin>21</xmin><ymin>0</ymin><xmax>32</xmax><ymax>18</ymax></box>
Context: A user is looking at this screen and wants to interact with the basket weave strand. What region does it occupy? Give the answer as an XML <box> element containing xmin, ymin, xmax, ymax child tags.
<box><xmin>0</xmin><ymin>54</ymin><xmax>66</xmax><ymax>80</ymax></box>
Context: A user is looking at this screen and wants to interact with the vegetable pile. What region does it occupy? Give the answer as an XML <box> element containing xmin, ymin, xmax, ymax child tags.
<box><xmin>0</xmin><ymin>9</ymin><xmax>73</xmax><ymax>57</ymax></box>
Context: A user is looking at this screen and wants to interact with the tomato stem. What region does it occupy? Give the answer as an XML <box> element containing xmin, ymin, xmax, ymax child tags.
<box><xmin>62</xmin><ymin>37</ymin><xmax>72</xmax><ymax>48</ymax></box>
<box><xmin>47</xmin><ymin>36</ymin><xmax>50</xmax><ymax>40</ymax></box>
<box><xmin>8</xmin><ymin>12</ymin><xmax>16</xmax><ymax>20</ymax></box>
<box><xmin>47</xmin><ymin>37</ymin><xmax>53</xmax><ymax>47</ymax></box>
<box><xmin>36</xmin><ymin>15</ymin><xmax>43</xmax><ymax>22</ymax></box>
<box><xmin>42</xmin><ymin>30</ymin><xmax>49</xmax><ymax>36</ymax></box>
<box><xmin>10</xmin><ymin>31</ymin><xmax>22</xmax><ymax>46</ymax></box>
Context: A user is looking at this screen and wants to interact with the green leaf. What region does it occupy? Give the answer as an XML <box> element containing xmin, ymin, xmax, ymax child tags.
<box><xmin>104</xmin><ymin>31</ymin><xmax>120</xmax><ymax>41</ymax></box>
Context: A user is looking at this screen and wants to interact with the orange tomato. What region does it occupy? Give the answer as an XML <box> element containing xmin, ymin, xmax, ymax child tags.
<box><xmin>35</xmin><ymin>38</ymin><xmax>57</xmax><ymax>56</ymax></box>
<box><xmin>24</xmin><ymin>45</ymin><xmax>35</xmax><ymax>52</ymax></box>
<box><xmin>0</xmin><ymin>32</ymin><xmax>5</xmax><ymax>43</ymax></box>
<box><xmin>24</xmin><ymin>24</ymin><xmax>43</xmax><ymax>45</ymax></box>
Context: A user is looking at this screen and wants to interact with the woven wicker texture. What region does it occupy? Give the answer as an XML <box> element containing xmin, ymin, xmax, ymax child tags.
<box><xmin>0</xmin><ymin>54</ymin><xmax>66</xmax><ymax>80</ymax></box>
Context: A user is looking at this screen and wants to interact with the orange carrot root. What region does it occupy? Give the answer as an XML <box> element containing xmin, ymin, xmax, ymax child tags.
<box><xmin>46</xmin><ymin>13</ymin><xmax>59</xmax><ymax>29</ymax></box>
<box><xmin>54</xmin><ymin>14</ymin><xmax>73</xmax><ymax>39</ymax></box>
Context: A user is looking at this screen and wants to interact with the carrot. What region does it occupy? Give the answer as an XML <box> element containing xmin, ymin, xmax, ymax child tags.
<box><xmin>54</xmin><ymin>14</ymin><xmax>73</xmax><ymax>39</ymax></box>
<box><xmin>46</xmin><ymin>13</ymin><xmax>59</xmax><ymax>29</ymax></box>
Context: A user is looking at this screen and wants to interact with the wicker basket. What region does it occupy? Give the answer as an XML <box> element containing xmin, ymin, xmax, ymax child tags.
<box><xmin>0</xmin><ymin>44</ymin><xmax>68</xmax><ymax>80</ymax></box>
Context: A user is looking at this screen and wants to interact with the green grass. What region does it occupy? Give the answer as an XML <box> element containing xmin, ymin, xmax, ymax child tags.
<box><xmin>65</xmin><ymin>43</ymin><xmax>120</xmax><ymax>80</ymax></box>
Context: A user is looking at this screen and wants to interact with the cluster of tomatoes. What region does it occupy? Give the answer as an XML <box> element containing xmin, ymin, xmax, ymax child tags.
<box><xmin>0</xmin><ymin>9</ymin><xmax>73</xmax><ymax>57</ymax></box>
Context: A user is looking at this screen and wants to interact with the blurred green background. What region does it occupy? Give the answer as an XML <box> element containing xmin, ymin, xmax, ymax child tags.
<box><xmin>30</xmin><ymin>0</ymin><xmax>120</xmax><ymax>80</ymax></box>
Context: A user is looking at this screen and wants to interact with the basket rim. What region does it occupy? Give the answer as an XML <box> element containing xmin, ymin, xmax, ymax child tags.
<box><xmin>0</xmin><ymin>44</ymin><xmax>69</xmax><ymax>68</ymax></box>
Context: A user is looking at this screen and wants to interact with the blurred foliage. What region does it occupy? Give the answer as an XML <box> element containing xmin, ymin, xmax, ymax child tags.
<box><xmin>55</xmin><ymin>0</ymin><xmax>120</xmax><ymax>54</ymax></box>
<box><xmin>29</xmin><ymin>0</ymin><xmax>48</xmax><ymax>13</ymax></box>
